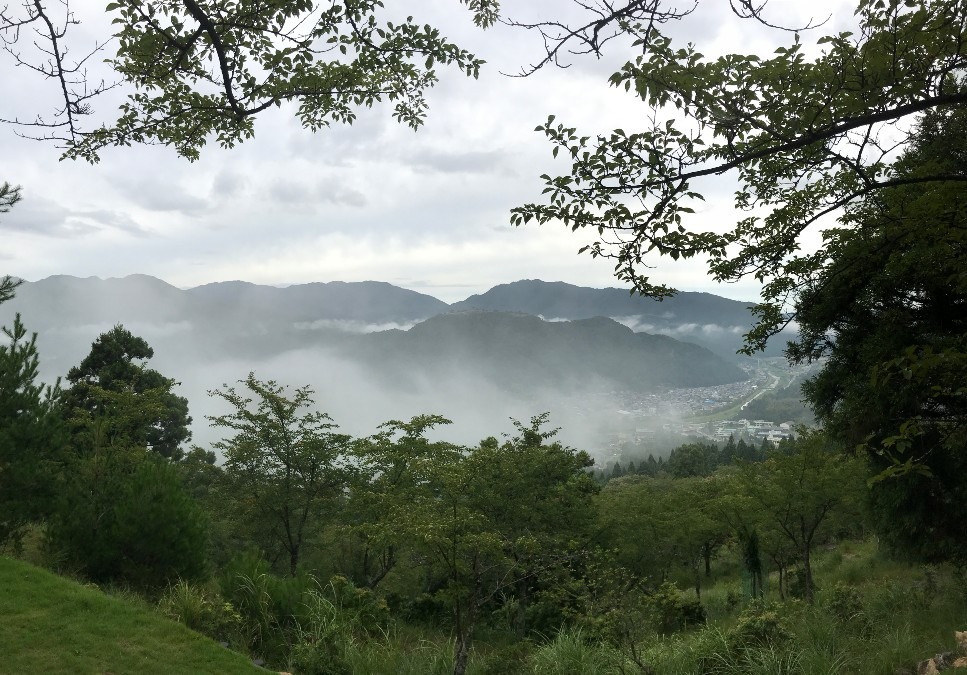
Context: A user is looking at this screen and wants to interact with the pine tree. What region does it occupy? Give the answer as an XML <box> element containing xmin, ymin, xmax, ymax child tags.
<box><xmin>0</xmin><ymin>315</ymin><xmax>64</xmax><ymax>547</ymax></box>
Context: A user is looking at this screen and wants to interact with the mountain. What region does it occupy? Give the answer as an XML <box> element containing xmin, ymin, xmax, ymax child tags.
<box><xmin>345</xmin><ymin>311</ymin><xmax>745</xmax><ymax>395</ymax></box>
<box><xmin>185</xmin><ymin>279</ymin><xmax>449</xmax><ymax>326</ymax></box>
<box><xmin>450</xmin><ymin>279</ymin><xmax>783</xmax><ymax>356</ymax></box>
<box><xmin>0</xmin><ymin>275</ymin><xmax>755</xmax><ymax>378</ymax></box>
<box><xmin>7</xmin><ymin>276</ymin><xmax>448</xmax><ymax>331</ymax></box>
<box><xmin>450</xmin><ymin>280</ymin><xmax>752</xmax><ymax>324</ymax></box>
<box><xmin>0</xmin><ymin>275</ymin><xmax>751</xmax><ymax>447</ymax></box>
<box><xmin>4</xmin><ymin>274</ymin><xmax>190</xmax><ymax>328</ymax></box>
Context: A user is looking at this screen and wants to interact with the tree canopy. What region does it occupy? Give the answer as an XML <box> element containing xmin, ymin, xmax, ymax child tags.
<box><xmin>0</xmin><ymin>182</ymin><xmax>21</xmax><ymax>304</ymax></box>
<box><xmin>794</xmin><ymin>104</ymin><xmax>967</xmax><ymax>562</ymax></box>
<box><xmin>511</xmin><ymin>0</ymin><xmax>967</xmax><ymax>350</ymax></box>
<box><xmin>63</xmin><ymin>325</ymin><xmax>192</xmax><ymax>459</ymax></box>
<box><xmin>1</xmin><ymin>0</ymin><xmax>498</xmax><ymax>161</ymax></box>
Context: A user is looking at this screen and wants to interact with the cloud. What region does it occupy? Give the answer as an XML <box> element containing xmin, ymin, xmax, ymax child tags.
<box><xmin>410</xmin><ymin>148</ymin><xmax>510</xmax><ymax>175</ymax></box>
<box><xmin>292</xmin><ymin>319</ymin><xmax>419</xmax><ymax>333</ymax></box>
<box><xmin>0</xmin><ymin>197</ymin><xmax>146</xmax><ymax>237</ymax></box>
<box><xmin>211</xmin><ymin>170</ymin><xmax>247</xmax><ymax>198</ymax></box>
<box><xmin>611</xmin><ymin>315</ymin><xmax>746</xmax><ymax>337</ymax></box>
<box><xmin>1</xmin><ymin>0</ymin><xmax>861</xmax><ymax>300</ymax></box>
<box><xmin>114</xmin><ymin>176</ymin><xmax>209</xmax><ymax>215</ymax></box>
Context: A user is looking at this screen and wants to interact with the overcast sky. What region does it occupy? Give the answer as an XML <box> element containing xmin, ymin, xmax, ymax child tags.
<box><xmin>1</xmin><ymin>0</ymin><xmax>854</xmax><ymax>304</ymax></box>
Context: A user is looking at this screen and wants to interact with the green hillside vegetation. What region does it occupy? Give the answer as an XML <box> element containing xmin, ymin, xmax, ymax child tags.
<box><xmin>1</xmin><ymin>313</ymin><xmax>963</xmax><ymax>673</ymax></box>
<box><xmin>0</xmin><ymin>556</ymin><xmax>264</xmax><ymax>675</ymax></box>
<box><xmin>0</xmin><ymin>306</ymin><xmax>963</xmax><ymax>674</ymax></box>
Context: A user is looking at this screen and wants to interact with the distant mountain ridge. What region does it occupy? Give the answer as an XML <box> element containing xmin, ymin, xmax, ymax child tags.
<box><xmin>8</xmin><ymin>275</ymin><xmax>449</xmax><ymax>331</ymax></box>
<box><xmin>451</xmin><ymin>279</ymin><xmax>753</xmax><ymax>324</ymax></box>
<box><xmin>347</xmin><ymin>310</ymin><xmax>744</xmax><ymax>394</ymax></box>
<box><xmin>186</xmin><ymin>279</ymin><xmax>450</xmax><ymax>325</ymax></box>
<box><xmin>0</xmin><ymin>274</ymin><xmax>752</xmax><ymax>447</ymax></box>
<box><xmin>451</xmin><ymin>279</ymin><xmax>778</xmax><ymax>356</ymax></box>
<box><xmin>0</xmin><ymin>274</ymin><xmax>751</xmax><ymax>394</ymax></box>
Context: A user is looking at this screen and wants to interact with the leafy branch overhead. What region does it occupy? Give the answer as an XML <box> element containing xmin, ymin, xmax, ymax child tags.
<box><xmin>0</xmin><ymin>0</ymin><xmax>499</xmax><ymax>161</ymax></box>
<box><xmin>510</xmin><ymin>0</ymin><xmax>967</xmax><ymax>350</ymax></box>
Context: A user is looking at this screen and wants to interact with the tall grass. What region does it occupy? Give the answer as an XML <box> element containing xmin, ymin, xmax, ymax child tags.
<box><xmin>528</xmin><ymin>628</ymin><xmax>625</xmax><ymax>674</ymax></box>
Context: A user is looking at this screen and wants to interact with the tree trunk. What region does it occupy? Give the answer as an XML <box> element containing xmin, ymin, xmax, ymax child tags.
<box><xmin>289</xmin><ymin>546</ymin><xmax>299</xmax><ymax>577</ymax></box>
<box><xmin>802</xmin><ymin>545</ymin><xmax>815</xmax><ymax>603</ymax></box>
<box><xmin>693</xmin><ymin>560</ymin><xmax>702</xmax><ymax>601</ymax></box>
<box><xmin>703</xmin><ymin>544</ymin><xmax>713</xmax><ymax>577</ymax></box>
<box><xmin>452</xmin><ymin>599</ymin><xmax>479</xmax><ymax>675</ymax></box>
<box><xmin>515</xmin><ymin>574</ymin><xmax>530</xmax><ymax>639</ymax></box>
<box><xmin>452</xmin><ymin>567</ymin><xmax>481</xmax><ymax>675</ymax></box>
<box><xmin>453</xmin><ymin>632</ymin><xmax>472</xmax><ymax>675</ymax></box>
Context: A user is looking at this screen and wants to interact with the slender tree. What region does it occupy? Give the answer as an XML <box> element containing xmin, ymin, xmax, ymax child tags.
<box><xmin>736</xmin><ymin>432</ymin><xmax>865</xmax><ymax>602</ymax></box>
<box><xmin>210</xmin><ymin>373</ymin><xmax>351</xmax><ymax>577</ymax></box>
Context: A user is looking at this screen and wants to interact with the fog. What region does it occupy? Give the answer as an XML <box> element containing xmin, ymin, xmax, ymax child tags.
<box><xmin>25</xmin><ymin>322</ymin><xmax>625</xmax><ymax>459</ymax></box>
<box><xmin>3</xmin><ymin>276</ymin><xmax>757</xmax><ymax>463</ymax></box>
<box><xmin>611</xmin><ymin>315</ymin><xmax>746</xmax><ymax>339</ymax></box>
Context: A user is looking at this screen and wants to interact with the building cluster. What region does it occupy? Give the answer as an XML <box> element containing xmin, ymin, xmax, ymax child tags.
<box><xmin>702</xmin><ymin>418</ymin><xmax>795</xmax><ymax>445</ymax></box>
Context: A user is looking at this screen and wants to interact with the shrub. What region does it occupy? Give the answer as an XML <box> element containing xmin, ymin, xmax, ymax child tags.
<box><xmin>159</xmin><ymin>580</ymin><xmax>243</xmax><ymax>645</ymax></box>
<box><xmin>219</xmin><ymin>554</ymin><xmax>280</xmax><ymax>658</ymax></box>
<box><xmin>826</xmin><ymin>582</ymin><xmax>864</xmax><ymax>622</ymax></box>
<box><xmin>50</xmin><ymin>456</ymin><xmax>208</xmax><ymax>589</ymax></box>
<box><xmin>111</xmin><ymin>459</ymin><xmax>209</xmax><ymax>587</ymax></box>
<box><xmin>325</xmin><ymin>574</ymin><xmax>389</xmax><ymax>634</ymax></box>
<box><xmin>390</xmin><ymin>591</ymin><xmax>450</xmax><ymax>626</ymax></box>
<box><xmin>475</xmin><ymin>641</ymin><xmax>533</xmax><ymax>675</ymax></box>
<box><xmin>787</xmin><ymin>568</ymin><xmax>817</xmax><ymax>601</ymax></box>
<box><xmin>290</xmin><ymin>629</ymin><xmax>352</xmax><ymax>675</ymax></box>
<box><xmin>290</xmin><ymin>576</ymin><xmax>390</xmax><ymax>675</ymax></box>
<box><xmin>651</xmin><ymin>582</ymin><xmax>707</xmax><ymax>634</ymax></box>
<box><xmin>726</xmin><ymin>601</ymin><xmax>792</xmax><ymax>651</ymax></box>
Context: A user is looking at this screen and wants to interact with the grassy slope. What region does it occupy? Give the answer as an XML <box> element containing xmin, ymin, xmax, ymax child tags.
<box><xmin>0</xmin><ymin>556</ymin><xmax>266</xmax><ymax>675</ymax></box>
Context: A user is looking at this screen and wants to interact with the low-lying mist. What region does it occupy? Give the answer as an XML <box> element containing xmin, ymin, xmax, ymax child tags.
<box><xmin>27</xmin><ymin>324</ymin><xmax>629</xmax><ymax>459</ymax></box>
<box><xmin>5</xmin><ymin>275</ymin><xmax>761</xmax><ymax>463</ymax></box>
<box><xmin>173</xmin><ymin>345</ymin><xmax>623</xmax><ymax>453</ymax></box>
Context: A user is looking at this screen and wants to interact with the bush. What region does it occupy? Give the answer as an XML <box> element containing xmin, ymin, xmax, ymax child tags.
<box><xmin>651</xmin><ymin>582</ymin><xmax>707</xmax><ymax>633</ymax></box>
<box><xmin>290</xmin><ymin>576</ymin><xmax>390</xmax><ymax>675</ymax></box>
<box><xmin>111</xmin><ymin>459</ymin><xmax>209</xmax><ymax>587</ymax></box>
<box><xmin>50</xmin><ymin>456</ymin><xmax>208</xmax><ymax>589</ymax></box>
<box><xmin>159</xmin><ymin>580</ymin><xmax>243</xmax><ymax>645</ymax></box>
<box><xmin>219</xmin><ymin>553</ymin><xmax>290</xmax><ymax>661</ymax></box>
<box><xmin>786</xmin><ymin>568</ymin><xmax>817</xmax><ymax>601</ymax></box>
<box><xmin>826</xmin><ymin>582</ymin><xmax>862</xmax><ymax>621</ymax></box>
<box><xmin>475</xmin><ymin>641</ymin><xmax>533</xmax><ymax>675</ymax></box>
<box><xmin>290</xmin><ymin>630</ymin><xmax>352</xmax><ymax>675</ymax></box>
<box><xmin>325</xmin><ymin>575</ymin><xmax>389</xmax><ymax>634</ymax></box>
<box><xmin>389</xmin><ymin>591</ymin><xmax>450</xmax><ymax>626</ymax></box>
<box><xmin>726</xmin><ymin>601</ymin><xmax>792</xmax><ymax>651</ymax></box>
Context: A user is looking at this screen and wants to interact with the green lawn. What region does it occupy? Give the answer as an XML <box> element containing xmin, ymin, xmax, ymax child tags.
<box><xmin>0</xmin><ymin>556</ymin><xmax>267</xmax><ymax>675</ymax></box>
